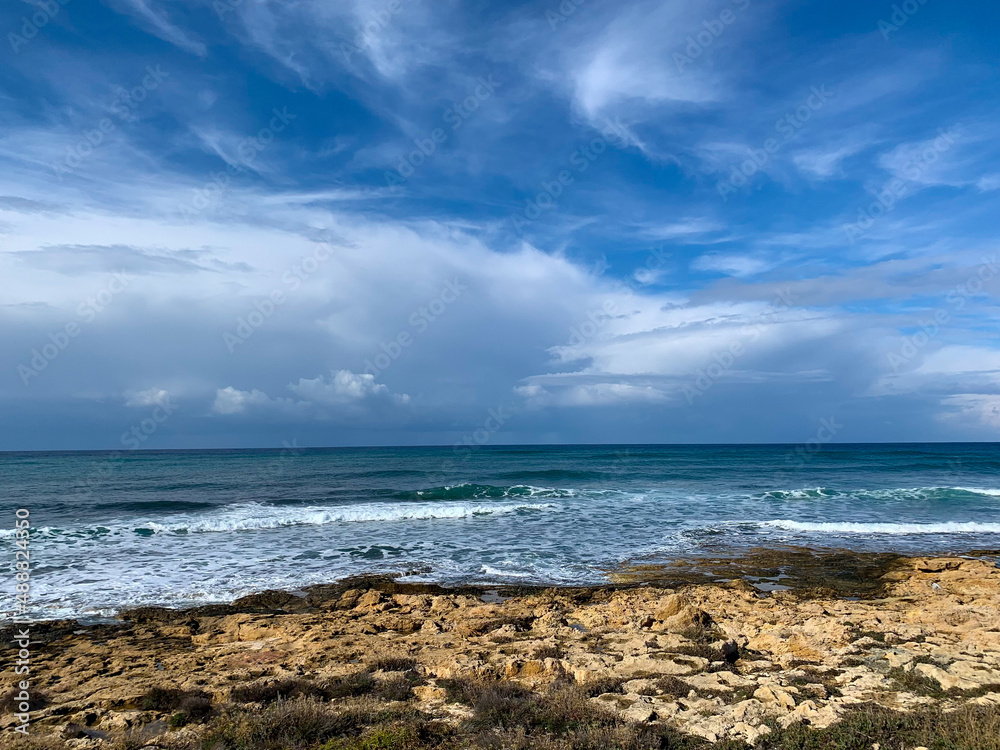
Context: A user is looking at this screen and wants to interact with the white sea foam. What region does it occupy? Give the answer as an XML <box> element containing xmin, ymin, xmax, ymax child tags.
<box><xmin>479</xmin><ymin>564</ymin><xmax>535</xmax><ymax>579</ymax></box>
<box><xmin>762</xmin><ymin>486</ymin><xmax>1000</xmax><ymax>501</ymax></box>
<box><xmin>0</xmin><ymin>500</ymin><xmax>560</xmax><ymax>541</ymax></box>
<box><xmin>136</xmin><ymin>501</ymin><xmax>558</xmax><ymax>534</ymax></box>
<box><xmin>763</xmin><ymin>520</ymin><xmax>1000</xmax><ymax>534</ymax></box>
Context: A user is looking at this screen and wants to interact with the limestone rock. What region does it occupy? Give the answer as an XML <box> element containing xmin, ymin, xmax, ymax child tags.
<box><xmin>754</xmin><ymin>685</ymin><xmax>796</xmax><ymax>709</ymax></box>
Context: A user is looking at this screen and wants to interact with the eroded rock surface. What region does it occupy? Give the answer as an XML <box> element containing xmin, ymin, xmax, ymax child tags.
<box><xmin>3</xmin><ymin>555</ymin><xmax>999</xmax><ymax>746</ymax></box>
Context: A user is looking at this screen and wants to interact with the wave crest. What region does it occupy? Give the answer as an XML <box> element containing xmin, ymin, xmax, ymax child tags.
<box><xmin>763</xmin><ymin>520</ymin><xmax>1000</xmax><ymax>534</ymax></box>
<box><xmin>137</xmin><ymin>500</ymin><xmax>558</xmax><ymax>534</ymax></box>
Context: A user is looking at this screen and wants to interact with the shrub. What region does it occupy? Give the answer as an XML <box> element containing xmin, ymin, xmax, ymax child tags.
<box><xmin>366</xmin><ymin>657</ymin><xmax>417</xmax><ymax>673</ymax></box>
<box><xmin>533</xmin><ymin>644</ymin><xmax>565</xmax><ymax>660</ymax></box>
<box><xmin>743</xmin><ymin>702</ymin><xmax>1000</xmax><ymax>750</ymax></box>
<box><xmin>324</xmin><ymin>672</ymin><xmax>378</xmax><ymax>700</ymax></box>
<box><xmin>229</xmin><ymin>678</ymin><xmax>325</xmax><ymax>704</ymax></box>
<box><xmin>580</xmin><ymin>676</ymin><xmax>626</xmax><ymax>697</ymax></box>
<box><xmin>886</xmin><ymin>666</ymin><xmax>947</xmax><ymax>698</ymax></box>
<box><xmin>319</xmin><ymin>724</ymin><xmax>420</xmax><ymax>750</ymax></box>
<box><xmin>373</xmin><ymin>677</ymin><xmax>415</xmax><ymax>703</ymax></box>
<box><xmin>201</xmin><ymin>698</ymin><xmax>355</xmax><ymax>750</ymax></box>
<box><xmin>139</xmin><ymin>686</ymin><xmax>212</xmax><ymax>722</ymax></box>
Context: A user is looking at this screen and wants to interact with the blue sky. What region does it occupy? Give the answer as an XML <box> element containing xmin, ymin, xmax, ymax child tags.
<box><xmin>1</xmin><ymin>0</ymin><xmax>999</xmax><ymax>450</ymax></box>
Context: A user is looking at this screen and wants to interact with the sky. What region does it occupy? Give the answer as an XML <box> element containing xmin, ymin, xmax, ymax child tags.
<box><xmin>1</xmin><ymin>0</ymin><xmax>999</xmax><ymax>451</ymax></box>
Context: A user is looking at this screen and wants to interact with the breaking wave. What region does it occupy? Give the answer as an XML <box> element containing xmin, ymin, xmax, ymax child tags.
<box><xmin>762</xmin><ymin>520</ymin><xmax>1000</xmax><ymax>534</ymax></box>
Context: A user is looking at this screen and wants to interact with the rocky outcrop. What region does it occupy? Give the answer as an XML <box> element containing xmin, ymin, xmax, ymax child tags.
<box><xmin>2</xmin><ymin>556</ymin><xmax>999</xmax><ymax>746</ymax></box>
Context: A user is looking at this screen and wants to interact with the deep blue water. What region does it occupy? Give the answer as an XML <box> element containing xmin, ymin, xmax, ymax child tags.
<box><xmin>2</xmin><ymin>443</ymin><xmax>999</xmax><ymax>620</ymax></box>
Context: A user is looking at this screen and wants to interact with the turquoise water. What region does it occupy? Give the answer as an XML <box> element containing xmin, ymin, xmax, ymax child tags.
<box><xmin>1</xmin><ymin>443</ymin><xmax>998</xmax><ymax>620</ymax></box>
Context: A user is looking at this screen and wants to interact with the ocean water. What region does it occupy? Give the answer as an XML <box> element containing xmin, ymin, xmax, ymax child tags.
<box><xmin>2</xmin><ymin>443</ymin><xmax>999</xmax><ymax>621</ymax></box>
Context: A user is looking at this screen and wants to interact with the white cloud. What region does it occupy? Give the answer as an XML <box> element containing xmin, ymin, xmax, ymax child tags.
<box><xmin>916</xmin><ymin>346</ymin><xmax>1000</xmax><ymax>376</ymax></box>
<box><xmin>109</xmin><ymin>0</ymin><xmax>207</xmax><ymax>57</ymax></box>
<box><xmin>124</xmin><ymin>387</ymin><xmax>170</xmax><ymax>407</ymax></box>
<box><xmin>976</xmin><ymin>174</ymin><xmax>1000</xmax><ymax>192</ymax></box>
<box><xmin>516</xmin><ymin>382</ymin><xmax>670</xmax><ymax>407</ymax></box>
<box><xmin>875</xmin><ymin>126</ymin><xmax>1000</xmax><ymax>193</ymax></box>
<box><xmin>211</xmin><ymin>372</ymin><xmax>410</xmax><ymax>418</ymax></box>
<box><xmin>212</xmin><ymin>387</ymin><xmax>272</xmax><ymax>415</ymax></box>
<box><xmin>636</xmin><ymin>218</ymin><xmax>724</xmax><ymax>241</ymax></box>
<box><xmin>941</xmin><ymin>394</ymin><xmax>1000</xmax><ymax>428</ymax></box>
<box><xmin>793</xmin><ymin>142</ymin><xmax>866</xmax><ymax>178</ymax></box>
<box><xmin>289</xmin><ymin>370</ymin><xmax>410</xmax><ymax>405</ymax></box>
<box><xmin>633</xmin><ymin>265</ymin><xmax>667</xmax><ymax>285</ymax></box>
<box><xmin>532</xmin><ymin>0</ymin><xmax>740</xmax><ymax>130</ymax></box>
<box><xmin>692</xmin><ymin>253</ymin><xmax>774</xmax><ymax>278</ymax></box>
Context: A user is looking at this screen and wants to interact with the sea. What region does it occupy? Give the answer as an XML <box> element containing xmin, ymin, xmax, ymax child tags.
<box><xmin>2</xmin><ymin>443</ymin><xmax>999</xmax><ymax>622</ymax></box>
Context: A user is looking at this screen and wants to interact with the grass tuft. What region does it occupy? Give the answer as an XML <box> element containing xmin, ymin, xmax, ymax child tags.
<box><xmin>366</xmin><ymin>657</ymin><xmax>418</xmax><ymax>673</ymax></box>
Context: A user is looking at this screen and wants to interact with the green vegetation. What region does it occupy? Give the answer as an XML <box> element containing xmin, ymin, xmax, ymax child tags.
<box><xmin>139</xmin><ymin>686</ymin><xmax>213</xmax><ymax>724</ymax></box>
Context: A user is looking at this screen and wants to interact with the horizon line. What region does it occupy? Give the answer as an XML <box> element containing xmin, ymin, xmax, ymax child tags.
<box><xmin>1</xmin><ymin>439</ymin><xmax>998</xmax><ymax>455</ymax></box>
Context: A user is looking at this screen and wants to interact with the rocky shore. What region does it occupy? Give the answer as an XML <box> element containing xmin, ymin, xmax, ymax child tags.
<box><xmin>4</xmin><ymin>551</ymin><xmax>1000</xmax><ymax>749</ymax></box>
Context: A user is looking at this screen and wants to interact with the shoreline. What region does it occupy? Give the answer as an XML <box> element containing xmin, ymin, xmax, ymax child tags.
<box><xmin>8</xmin><ymin>545</ymin><xmax>1000</xmax><ymax>627</ymax></box>
<box><xmin>4</xmin><ymin>550</ymin><xmax>1000</xmax><ymax>747</ymax></box>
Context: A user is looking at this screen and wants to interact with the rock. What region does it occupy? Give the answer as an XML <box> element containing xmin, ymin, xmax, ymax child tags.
<box><xmin>622</xmin><ymin>678</ymin><xmax>659</xmax><ymax>695</ymax></box>
<box><xmin>684</xmin><ymin>671</ymin><xmax>754</xmax><ymax>692</ymax></box>
<box><xmin>618</xmin><ymin>654</ymin><xmax>708</xmax><ymax>676</ymax></box>
<box><xmin>10</xmin><ymin>553</ymin><xmax>1000</xmax><ymax>750</ymax></box>
<box><xmin>337</xmin><ymin>589</ymin><xmax>360</xmax><ymax>609</ymax></box>
<box><xmin>721</xmin><ymin>639</ymin><xmax>741</xmax><ymax>662</ymax></box>
<box><xmin>914</xmin><ymin>663</ymin><xmax>980</xmax><ymax>692</ymax></box>
<box><xmin>882</xmin><ymin>649</ymin><xmax>915</xmax><ymax>669</ymax></box>
<box><xmin>355</xmin><ymin>590</ymin><xmax>384</xmax><ymax>609</ymax></box>
<box><xmin>622</xmin><ymin>699</ymin><xmax>656</xmax><ymax>723</ymax></box>
<box><xmin>651</xmin><ymin>595</ymin><xmax>713</xmax><ymax>633</ymax></box>
<box><xmin>754</xmin><ymin>685</ymin><xmax>796</xmax><ymax>709</ymax></box>
<box><xmin>413</xmin><ymin>686</ymin><xmax>447</xmax><ymax>702</ymax></box>
<box><xmin>652</xmin><ymin>594</ymin><xmax>687</xmax><ymax>620</ymax></box>
<box><xmin>592</xmin><ymin>692</ymin><xmax>657</xmax><ymax>722</ymax></box>
<box><xmin>782</xmin><ymin>699</ymin><xmax>840</xmax><ymax>729</ymax></box>
<box><xmin>730</xmin><ymin>699</ymin><xmax>767</xmax><ymax>722</ymax></box>
<box><xmin>971</xmin><ymin>693</ymin><xmax>1000</xmax><ymax>706</ymax></box>
<box><xmin>913</xmin><ymin>559</ymin><xmax>963</xmax><ymax>572</ymax></box>
<box><xmin>948</xmin><ymin>659</ymin><xmax>1000</xmax><ymax>685</ymax></box>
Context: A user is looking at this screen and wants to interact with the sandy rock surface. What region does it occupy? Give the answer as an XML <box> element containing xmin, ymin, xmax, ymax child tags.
<box><xmin>3</xmin><ymin>555</ymin><xmax>999</xmax><ymax>746</ymax></box>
